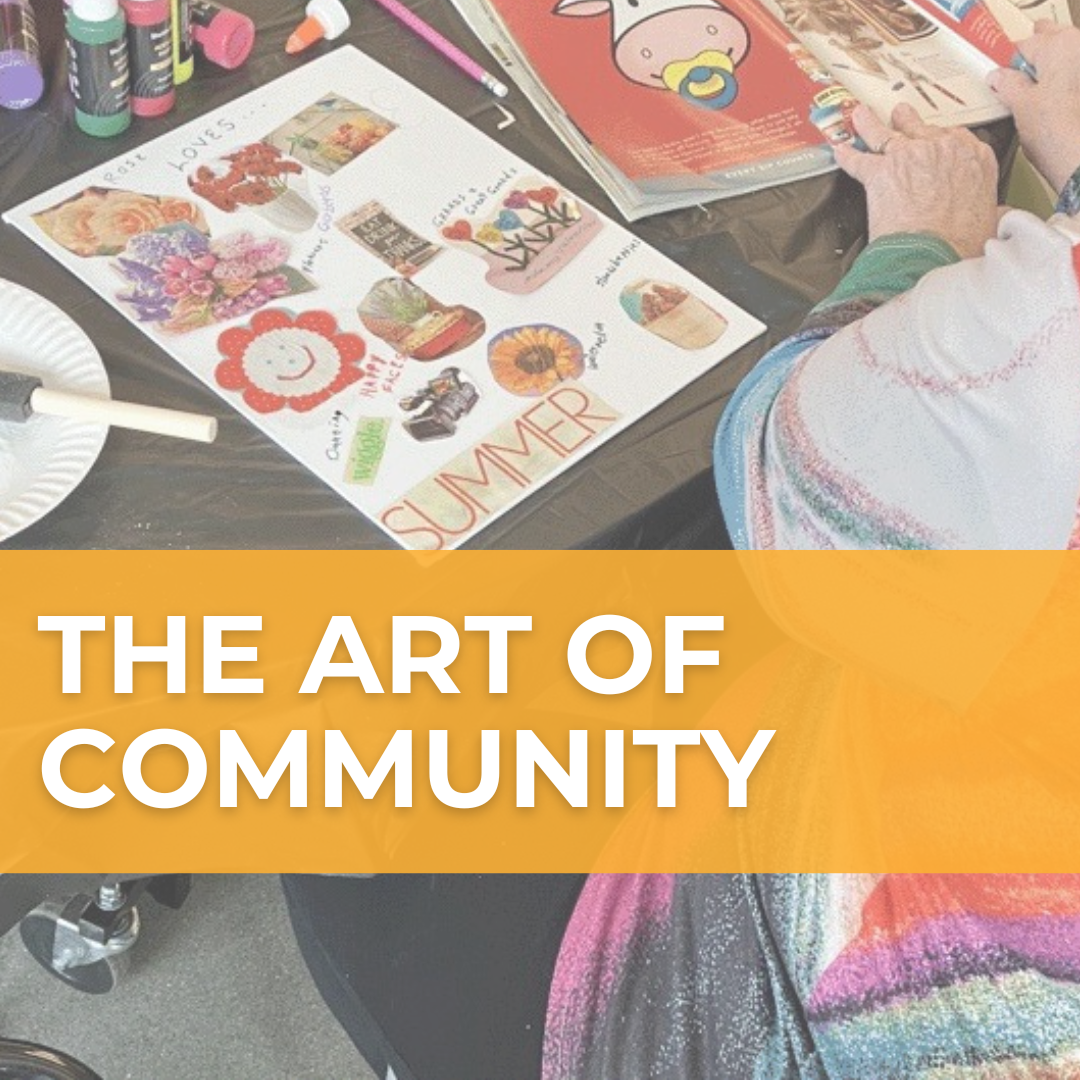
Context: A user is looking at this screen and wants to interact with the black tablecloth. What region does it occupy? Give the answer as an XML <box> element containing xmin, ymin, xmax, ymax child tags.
<box><xmin>0</xmin><ymin>0</ymin><xmax>1020</xmax><ymax>549</ymax></box>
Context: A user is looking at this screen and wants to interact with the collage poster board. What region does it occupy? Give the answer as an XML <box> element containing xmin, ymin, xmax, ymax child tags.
<box><xmin>4</xmin><ymin>47</ymin><xmax>764</xmax><ymax>550</ymax></box>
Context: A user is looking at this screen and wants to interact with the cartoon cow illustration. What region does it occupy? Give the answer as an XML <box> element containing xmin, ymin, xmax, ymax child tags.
<box><xmin>553</xmin><ymin>0</ymin><xmax>751</xmax><ymax>110</ymax></box>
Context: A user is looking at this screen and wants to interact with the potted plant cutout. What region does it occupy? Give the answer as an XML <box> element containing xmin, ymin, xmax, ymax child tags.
<box><xmin>189</xmin><ymin>143</ymin><xmax>318</xmax><ymax>233</ymax></box>
<box><xmin>619</xmin><ymin>280</ymin><xmax>728</xmax><ymax>350</ymax></box>
<box><xmin>488</xmin><ymin>325</ymin><xmax>585</xmax><ymax>396</ymax></box>
<box><xmin>441</xmin><ymin>179</ymin><xmax>601</xmax><ymax>295</ymax></box>
<box><xmin>359</xmin><ymin>278</ymin><xmax>485</xmax><ymax>362</ymax></box>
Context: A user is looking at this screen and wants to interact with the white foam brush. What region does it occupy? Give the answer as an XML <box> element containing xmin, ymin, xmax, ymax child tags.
<box><xmin>0</xmin><ymin>371</ymin><xmax>217</xmax><ymax>443</ymax></box>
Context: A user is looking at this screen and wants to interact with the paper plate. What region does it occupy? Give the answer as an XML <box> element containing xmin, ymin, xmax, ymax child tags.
<box><xmin>0</xmin><ymin>279</ymin><xmax>109</xmax><ymax>543</ymax></box>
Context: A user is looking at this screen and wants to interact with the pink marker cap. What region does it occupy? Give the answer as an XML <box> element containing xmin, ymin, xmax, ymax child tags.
<box><xmin>196</xmin><ymin>8</ymin><xmax>255</xmax><ymax>69</ymax></box>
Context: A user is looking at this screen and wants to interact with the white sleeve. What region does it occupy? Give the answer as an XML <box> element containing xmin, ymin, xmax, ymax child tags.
<box><xmin>768</xmin><ymin>211</ymin><xmax>1080</xmax><ymax>549</ymax></box>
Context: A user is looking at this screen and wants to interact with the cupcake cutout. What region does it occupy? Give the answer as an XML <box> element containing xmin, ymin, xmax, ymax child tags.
<box><xmin>359</xmin><ymin>278</ymin><xmax>485</xmax><ymax>361</ymax></box>
<box><xmin>440</xmin><ymin>178</ymin><xmax>601</xmax><ymax>295</ymax></box>
<box><xmin>619</xmin><ymin>280</ymin><xmax>728</xmax><ymax>351</ymax></box>
<box><xmin>488</xmin><ymin>325</ymin><xmax>585</xmax><ymax>396</ymax></box>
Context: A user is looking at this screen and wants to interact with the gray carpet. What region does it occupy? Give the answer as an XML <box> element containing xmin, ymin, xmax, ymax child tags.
<box><xmin>0</xmin><ymin>875</ymin><xmax>374</xmax><ymax>1080</ymax></box>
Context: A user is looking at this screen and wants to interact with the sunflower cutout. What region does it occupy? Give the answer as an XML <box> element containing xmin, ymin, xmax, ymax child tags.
<box><xmin>488</xmin><ymin>325</ymin><xmax>585</xmax><ymax>397</ymax></box>
<box><xmin>216</xmin><ymin>309</ymin><xmax>366</xmax><ymax>414</ymax></box>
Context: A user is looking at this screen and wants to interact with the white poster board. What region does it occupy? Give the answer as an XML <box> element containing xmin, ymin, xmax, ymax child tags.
<box><xmin>6</xmin><ymin>47</ymin><xmax>764</xmax><ymax>549</ymax></box>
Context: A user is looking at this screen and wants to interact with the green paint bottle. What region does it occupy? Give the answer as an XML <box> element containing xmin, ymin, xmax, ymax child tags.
<box><xmin>66</xmin><ymin>0</ymin><xmax>132</xmax><ymax>137</ymax></box>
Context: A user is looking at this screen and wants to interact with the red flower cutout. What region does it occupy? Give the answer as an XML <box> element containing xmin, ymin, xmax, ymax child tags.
<box><xmin>442</xmin><ymin>220</ymin><xmax>473</xmax><ymax>242</ymax></box>
<box><xmin>216</xmin><ymin>308</ymin><xmax>366</xmax><ymax>414</ymax></box>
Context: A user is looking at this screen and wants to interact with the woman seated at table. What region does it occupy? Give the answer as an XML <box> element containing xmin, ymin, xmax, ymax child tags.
<box><xmin>715</xmin><ymin>21</ymin><xmax>1080</xmax><ymax>550</ymax></box>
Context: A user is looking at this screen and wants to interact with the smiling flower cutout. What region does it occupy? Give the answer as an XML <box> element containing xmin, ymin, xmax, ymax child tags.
<box><xmin>216</xmin><ymin>309</ymin><xmax>366</xmax><ymax>414</ymax></box>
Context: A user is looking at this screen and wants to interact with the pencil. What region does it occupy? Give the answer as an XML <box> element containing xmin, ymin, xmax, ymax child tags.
<box><xmin>369</xmin><ymin>0</ymin><xmax>509</xmax><ymax>98</ymax></box>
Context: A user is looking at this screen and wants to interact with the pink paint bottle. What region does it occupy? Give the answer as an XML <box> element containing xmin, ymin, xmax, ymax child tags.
<box><xmin>189</xmin><ymin>0</ymin><xmax>253</xmax><ymax>70</ymax></box>
<box><xmin>121</xmin><ymin>0</ymin><xmax>174</xmax><ymax>116</ymax></box>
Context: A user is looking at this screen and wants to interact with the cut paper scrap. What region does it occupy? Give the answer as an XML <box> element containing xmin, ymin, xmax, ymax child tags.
<box><xmin>440</xmin><ymin>180</ymin><xmax>601</xmax><ymax>295</ymax></box>
<box><xmin>488</xmin><ymin>324</ymin><xmax>585</xmax><ymax>396</ymax></box>
<box><xmin>619</xmin><ymin>280</ymin><xmax>728</xmax><ymax>350</ymax></box>
<box><xmin>31</xmin><ymin>187</ymin><xmax>208</xmax><ymax>258</ymax></box>
<box><xmin>188</xmin><ymin>143</ymin><xmax>317</xmax><ymax>233</ymax></box>
<box><xmin>112</xmin><ymin>225</ymin><xmax>314</xmax><ymax>335</ymax></box>
<box><xmin>216</xmin><ymin>308</ymin><xmax>367</xmax><ymax>414</ymax></box>
<box><xmin>344</xmin><ymin>416</ymin><xmax>392</xmax><ymax>485</ymax></box>
<box><xmin>397</xmin><ymin>366</ymin><xmax>480</xmax><ymax>442</ymax></box>
<box><xmin>337</xmin><ymin>200</ymin><xmax>442</xmax><ymax>277</ymax></box>
<box><xmin>359</xmin><ymin>277</ymin><xmax>485</xmax><ymax>361</ymax></box>
<box><xmin>380</xmin><ymin>382</ymin><xmax>621</xmax><ymax>550</ymax></box>
<box><xmin>263</xmin><ymin>92</ymin><xmax>396</xmax><ymax>176</ymax></box>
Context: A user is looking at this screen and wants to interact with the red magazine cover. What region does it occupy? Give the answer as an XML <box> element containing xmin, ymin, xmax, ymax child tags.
<box><xmin>481</xmin><ymin>0</ymin><xmax>856</xmax><ymax>186</ymax></box>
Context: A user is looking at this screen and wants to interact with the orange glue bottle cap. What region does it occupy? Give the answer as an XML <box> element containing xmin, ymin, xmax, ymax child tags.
<box><xmin>286</xmin><ymin>0</ymin><xmax>350</xmax><ymax>54</ymax></box>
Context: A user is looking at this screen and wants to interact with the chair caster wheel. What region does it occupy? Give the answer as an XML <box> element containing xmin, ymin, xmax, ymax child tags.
<box><xmin>19</xmin><ymin>898</ymin><xmax>138</xmax><ymax>995</ymax></box>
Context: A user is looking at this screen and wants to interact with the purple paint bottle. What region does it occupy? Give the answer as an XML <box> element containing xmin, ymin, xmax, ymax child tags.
<box><xmin>0</xmin><ymin>0</ymin><xmax>44</xmax><ymax>110</ymax></box>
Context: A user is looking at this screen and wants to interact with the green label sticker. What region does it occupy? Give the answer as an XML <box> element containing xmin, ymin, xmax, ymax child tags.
<box><xmin>345</xmin><ymin>417</ymin><xmax>391</xmax><ymax>486</ymax></box>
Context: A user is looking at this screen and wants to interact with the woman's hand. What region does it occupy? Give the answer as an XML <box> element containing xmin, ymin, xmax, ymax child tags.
<box><xmin>989</xmin><ymin>20</ymin><xmax>1080</xmax><ymax>196</ymax></box>
<box><xmin>834</xmin><ymin>104</ymin><xmax>1001</xmax><ymax>260</ymax></box>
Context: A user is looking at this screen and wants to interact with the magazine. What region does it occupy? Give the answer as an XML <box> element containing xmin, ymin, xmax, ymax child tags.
<box><xmin>4</xmin><ymin>48</ymin><xmax>765</xmax><ymax>551</ymax></box>
<box><xmin>449</xmin><ymin>0</ymin><xmax>1070</xmax><ymax>220</ymax></box>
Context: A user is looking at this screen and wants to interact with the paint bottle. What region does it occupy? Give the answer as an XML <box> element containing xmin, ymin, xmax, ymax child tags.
<box><xmin>0</xmin><ymin>0</ymin><xmax>44</xmax><ymax>110</ymax></box>
<box><xmin>170</xmin><ymin>0</ymin><xmax>192</xmax><ymax>83</ymax></box>
<box><xmin>121</xmin><ymin>0</ymin><xmax>174</xmax><ymax>116</ymax></box>
<box><xmin>189</xmin><ymin>0</ymin><xmax>253</xmax><ymax>70</ymax></box>
<box><xmin>66</xmin><ymin>0</ymin><xmax>131</xmax><ymax>137</ymax></box>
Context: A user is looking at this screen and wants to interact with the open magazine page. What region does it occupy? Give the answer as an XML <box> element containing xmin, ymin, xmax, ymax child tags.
<box><xmin>449</xmin><ymin>0</ymin><xmax>653</xmax><ymax>217</ymax></box>
<box><xmin>450</xmin><ymin>0</ymin><xmax>861</xmax><ymax>221</ymax></box>
<box><xmin>755</xmin><ymin>0</ymin><xmax>1009</xmax><ymax>126</ymax></box>
<box><xmin>997</xmin><ymin>0</ymin><xmax>1073</xmax><ymax>24</ymax></box>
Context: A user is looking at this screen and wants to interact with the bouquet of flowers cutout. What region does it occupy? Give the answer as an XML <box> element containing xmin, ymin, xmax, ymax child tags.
<box><xmin>188</xmin><ymin>143</ymin><xmax>318</xmax><ymax>232</ymax></box>
<box><xmin>440</xmin><ymin>180</ymin><xmax>601</xmax><ymax>295</ymax></box>
<box><xmin>113</xmin><ymin>224</ymin><xmax>314</xmax><ymax>334</ymax></box>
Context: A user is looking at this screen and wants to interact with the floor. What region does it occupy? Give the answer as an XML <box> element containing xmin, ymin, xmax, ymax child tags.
<box><xmin>0</xmin><ymin>875</ymin><xmax>375</xmax><ymax>1080</ymax></box>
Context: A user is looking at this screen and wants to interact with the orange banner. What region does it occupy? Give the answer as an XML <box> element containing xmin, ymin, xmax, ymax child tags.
<box><xmin>2</xmin><ymin>550</ymin><xmax>1079</xmax><ymax>872</ymax></box>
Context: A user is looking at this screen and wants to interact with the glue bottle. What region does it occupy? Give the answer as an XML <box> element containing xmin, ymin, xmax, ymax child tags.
<box><xmin>66</xmin><ymin>0</ymin><xmax>132</xmax><ymax>137</ymax></box>
<box><xmin>120</xmin><ymin>0</ymin><xmax>174</xmax><ymax>116</ymax></box>
<box><xmin>0</xmin><ymin>0</ymin><xmax>45</xmax><ymax>110</ymax></box>
<box><xmin>188</xmin><ymin>0</ymin><xmax>253</xmax><ymax>70</ymax></box>
<box><xmin>170</xmin><ymin>0</ymin><xmax>192</xmax><ymax>83</ymax></box>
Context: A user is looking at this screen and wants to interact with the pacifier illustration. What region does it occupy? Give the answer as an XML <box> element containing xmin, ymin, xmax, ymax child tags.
<box><xmin>662</xmin><ymin>50</ymin><xmax>739</xmax><ymax>109</ymax></box>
